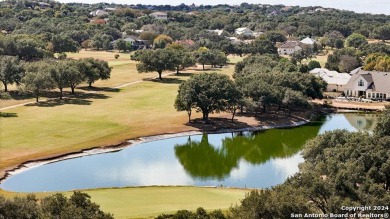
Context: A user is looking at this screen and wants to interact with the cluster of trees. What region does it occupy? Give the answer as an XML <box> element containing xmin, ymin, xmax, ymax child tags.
<box><xmin>157</xmin><ymin>207</ymin><xmax>226</xmax><ymax>219</ymax></box>
<box><xmin>1</xmin><ymin>1</ymin><xmax>389</xmax><ymax>57</ymax></box>
<box><xmin>175</xmin><ymin>73</ymin><xmax>240</xmax><ymax>122</ymax></box>
<box><xmin>133</xmin><ymin>46</ymin><xmax>227</xmax><ymax>79</ymax></box>
<box><xmin>0</xmin><ymin>191</ymin><xmax>113</xmax><ymax>218</ymax></box>
<box><xmin>234</xmin><ymin>55</ymin><xmax>325</xmax><ymax>115</ymax></box>
<box><xmin>174</xmin><ymin>55</ymin><xmax>326</xmax><ymax>122</ymax></box>
<box><xmin>0</xmin><ymin>55</ymin><xmax>111</xmax><ymax>101</ymax></box>
<box><xmin>325</xmin><ymin>47</ymin><xmax>362</xmax><ymax>72</ymax></box>
<box><xmin>364</xmin><ymin>53</ymin><xmax>390</xmax><ymax>72</ymax></box>
<box><xmin>322</xmin><ymin>30</ymin><xmax>390</xmax><ymax>73</ymax></box>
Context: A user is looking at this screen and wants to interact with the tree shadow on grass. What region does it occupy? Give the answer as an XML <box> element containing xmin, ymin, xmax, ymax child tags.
<box><xmin>73</xmin><ymin>92</ymin><xmax>110</xmax><ymax>100</ymax></box>
<box><xmin>174</xmin><ymin>72</ymin><xmax>195</xmax><ymax>77</ymax></box>
<box><xmin>78</xmin><ymin>86</ymin><xmax>120</xmax><ymax>93</ymax></box>
<box><xmin>6</xmin><ymin>91</ymin><xmax>59</xmax><ymax>101</ymax></box>
<box><xmin>143</xmin><ymin>77</ymin><xmax>185</xmax><ymax>84</ymax></box>
<box><xmin>185</xmin><ymin>117</ymin><xmax>252</xmax><ymax>132</ymax></box>
<box><xmin>26</xmin><ymin>98</ymin><xmax>93</xmax><ymax>107</ymax></box>
<box><xmin>190</xmin><ymin>68</ymin><xmax>222</xmax><ymax>72</ymax></box>
<box><xmin>0</xmin><ymin>112</ymin><xmax>18</xmax><ymax>118</ymax></box>
<box><xmin>25</xmin><ymin>92</ymin><xmax>110</xmax><ymax>107</ymax></box>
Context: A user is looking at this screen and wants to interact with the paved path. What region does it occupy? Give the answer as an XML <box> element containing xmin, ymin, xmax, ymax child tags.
<box><xmin>0</xmin><ymin>73</ymin><xmax>176</xmax><ymax>111</ymax></box>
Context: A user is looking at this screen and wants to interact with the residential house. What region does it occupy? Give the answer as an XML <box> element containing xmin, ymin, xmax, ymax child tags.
<box><xmin>349</xmin><ymin>67</ymin><xmax>362</xmax><ymax>75</ymax></box>
<box><xmin>90</xmin><ymin>10</ymin><xmax>109</xmax><ymax>17</ymax></box>
<box><xmin>277</xmin><ymin>41</ymin><xmax>303</xmax><ymax>55</ymax></box>
<box><xmin>207</xmin><ymin>29</ymin><xmax>227</xmax><ymax>36</ymax></box>
<box><xmin>104</xmin><ymin>7</ymin><xmax>116</xmax><ymax>12</ymax></box>
<box><xmin>267</xmin><ymin>10</ymin><xmax>279</xmax><ymax>17</ymax></box>
<box><xmin>150</xmin><ymin>12</ymin><xmax>168</xmax><ymax>20</ymax></box>
<box><xmin>112</xmin><ymin>36</ymin><xmax>150</xmax><ymax>50</ymax></box>
<box><xmin>315</xmin><ymin>8</ymin><xmax>328</xmax><ymax>12</ymax></box>
<box><xmin>281</xmin><ymin>6</ymin><xmax>293</xmax><ymax>12</ymax></box>
<box><xmin>344</xmin><ymin>69</ymin><xmax>390</xmax><ymax>100</ymax></box>
<box><xmin>235</xmin><ymin>27</ymin><xmax>254</xmax><ymax>37</ymax></box>
<box><xmin>300</xmin><ymin>37</ymin><xmax>316</xmax><ymax>46</ymax></box>
<box><xmin>38</xmin><ymin>2</ymin><xmax>51</xmax><ymax>8</ymax></box>
<box><xmin>310</xmin><ymin>68</ymin><xmax>351</xmax><ymax>92</ymax></box>
<box><xmin>228</xmin><ymin>37</ymin><xmax>243</xmax><ymax>45</ymax></box>
<box><xmin>175</xmin><ymin>39</ymin><xmax>195</xmax><ymax>47</ymax></box>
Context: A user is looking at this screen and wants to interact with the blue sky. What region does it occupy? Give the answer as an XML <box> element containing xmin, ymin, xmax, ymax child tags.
<box><xmin>58</xmin><ymin>0</ymin><xmax>389</xmax><ymax>15</ymax></box>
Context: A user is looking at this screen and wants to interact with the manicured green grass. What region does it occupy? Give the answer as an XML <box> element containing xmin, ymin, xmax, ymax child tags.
<box><xmin>227</xmin><ymin>55</ymin><xmax>244</xmax><ymax>64</ymax></box>
<box><xmin>309</xmin><ymin>54</ymin><xmax>329</xmax><ymax>68</ymax></box>
<box><xmin>84</xmin><ymin>187</ymin><xmax>247</xmax><ymax>219</ymax></box>
<box><xmin>0</xmin><ymin>186</ymin><xmax>248</xmax><ymax>219</ymax></box>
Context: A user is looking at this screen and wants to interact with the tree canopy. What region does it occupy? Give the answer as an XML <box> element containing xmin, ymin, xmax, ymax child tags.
<box><xmin>0</xmin><ymin>55</ymin><xmax>24</xmax><ymax>92</ymax></box>
<box><xmin>0</xmin><ymin>192</ymin><xmax>113</xmax><ymax>219</ymax></box>
<box><xmin>135</xmin><ymin>48</ymin><xmax>177</xmax><ymax>79</ymax></box>
<box><xmin>175</xmin><ymin>73</ymin><xmax>240</xmax><ymax>121</ymax></box>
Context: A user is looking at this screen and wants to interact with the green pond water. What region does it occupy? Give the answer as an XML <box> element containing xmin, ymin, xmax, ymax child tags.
<box><xmin>0</xmin><ymin>113</ymin><xmax>377</xmax><ymax>192</ymax></box>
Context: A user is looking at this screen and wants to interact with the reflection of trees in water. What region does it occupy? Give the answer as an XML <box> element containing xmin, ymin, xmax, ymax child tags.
<box><xmin>174</xmin><ymin>122</ymin><xmax>322</xmax><ymax>179</ymax></box>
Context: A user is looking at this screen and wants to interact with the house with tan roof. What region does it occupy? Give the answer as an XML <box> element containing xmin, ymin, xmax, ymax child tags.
<box><xmin>344</xmin><ymin>69</ymin><xmax>390</xmax><ymax>100</ymax></box>
<box><xmin>150</xmin><ymin>12</ymin><xmax>168</xmax><ymax>20</ymax></box>
<box><xmin>277</xmin><ymin>41</ymin><xmax>303</xmax><ymax>55</ymax></box>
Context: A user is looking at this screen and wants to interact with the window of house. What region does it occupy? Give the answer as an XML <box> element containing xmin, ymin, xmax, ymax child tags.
<box><xmin>368</xmin><ymin>93</ymin><xmax>371</xmax><ymax>98</ymax></box>
<box><xmin>358</xmin><ymin>79</ymin><xmax>364</xmax><ymax>86</ymax></box>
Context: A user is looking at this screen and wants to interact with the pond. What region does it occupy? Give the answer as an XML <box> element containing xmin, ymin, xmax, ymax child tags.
<box><xmin>0</xmin><ymin>113</ymin><xmax>377</xmax><ymax>192</ymax></box>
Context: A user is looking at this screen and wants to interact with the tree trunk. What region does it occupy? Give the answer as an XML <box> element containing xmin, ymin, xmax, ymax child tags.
<box><xmin>187</xmin><ymin>110</ymin><xmax>191</xmax><ymax>123</ymax></box>
<box><xmin>202</xmin><ymin>111</ymin><xmax>209</xmax><ymax>121</ymax></box>
<box><xmin>231</xmin><ymin>108</ymin><xmax>237</xmax><ymax>123</ymax></box>
<box><xmin>59</xmin><ymin>88</ymin><xmax>63</xmax><ymax>100</ymax></box>
<box><xmin>71</xmin><ymin>86</ymin><xmax>75</xmax><ymax>94</ymax></box>
<box><xmin>176</xmin><ymin>66</ymin><xmax>180</xmax><ymax>74</ymax></box>
<box><xmin>263</xmin><ymin>105</ymin><xmax>266</xmax><ymax>113</ymax></box>
<box><xmin>158</xmin><ymin>71</ymin><xmax>162</xmax><ymax>80</ymax></box>
<box><xmin>202</xmin><ymin>64</ymin><xmax>205</xmax><ymax>70</ymax></box>
<box><xmin>89</xmin><ymin>82</ymin><xmax>92</xmax><ymax>87</ymax></box>
<box><xmin>3</xmin><ymin>82</ymin><xmax>7</xmax><ymax>92</ymax></box>
<box><xmin>36</xmin><ymin>94</ymin><xmax>39</xmax><ymax>103</ymax></box>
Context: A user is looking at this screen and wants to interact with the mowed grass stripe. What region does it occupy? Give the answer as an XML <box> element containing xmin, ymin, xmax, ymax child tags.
<box><xmin>0</xmin><ymin>186</ymin><xmax>248</xmax><ymax>219</ymax></box>
<box><xmin>88</xmin><ymin>187</ymin><xmax>247</xmax><ymax>219</ymax></box>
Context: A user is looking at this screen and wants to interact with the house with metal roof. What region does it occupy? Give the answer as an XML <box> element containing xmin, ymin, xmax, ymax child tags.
<box><xmin>300</xmin><ymin>37</ymin><xmax>316</xmax><ymax>46</ymax></box>
<box><xmin>344</xmin><ymin>69</ymin><xmax>390</xmax><ymax>100</ymax></box>
<box><xmin>310</xmin><ymin>68</ymin><xmax>351</xmax><ymax>92</ymax></box>
<box><xmin>235</xmin><ymin>27</ymin><xmax>254</xmax><ymax>37</ymax></box>
<box><xmin>89</xmin><ymin>10</ymin><xmax>109</xmax><ymax>17</ymax></box>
